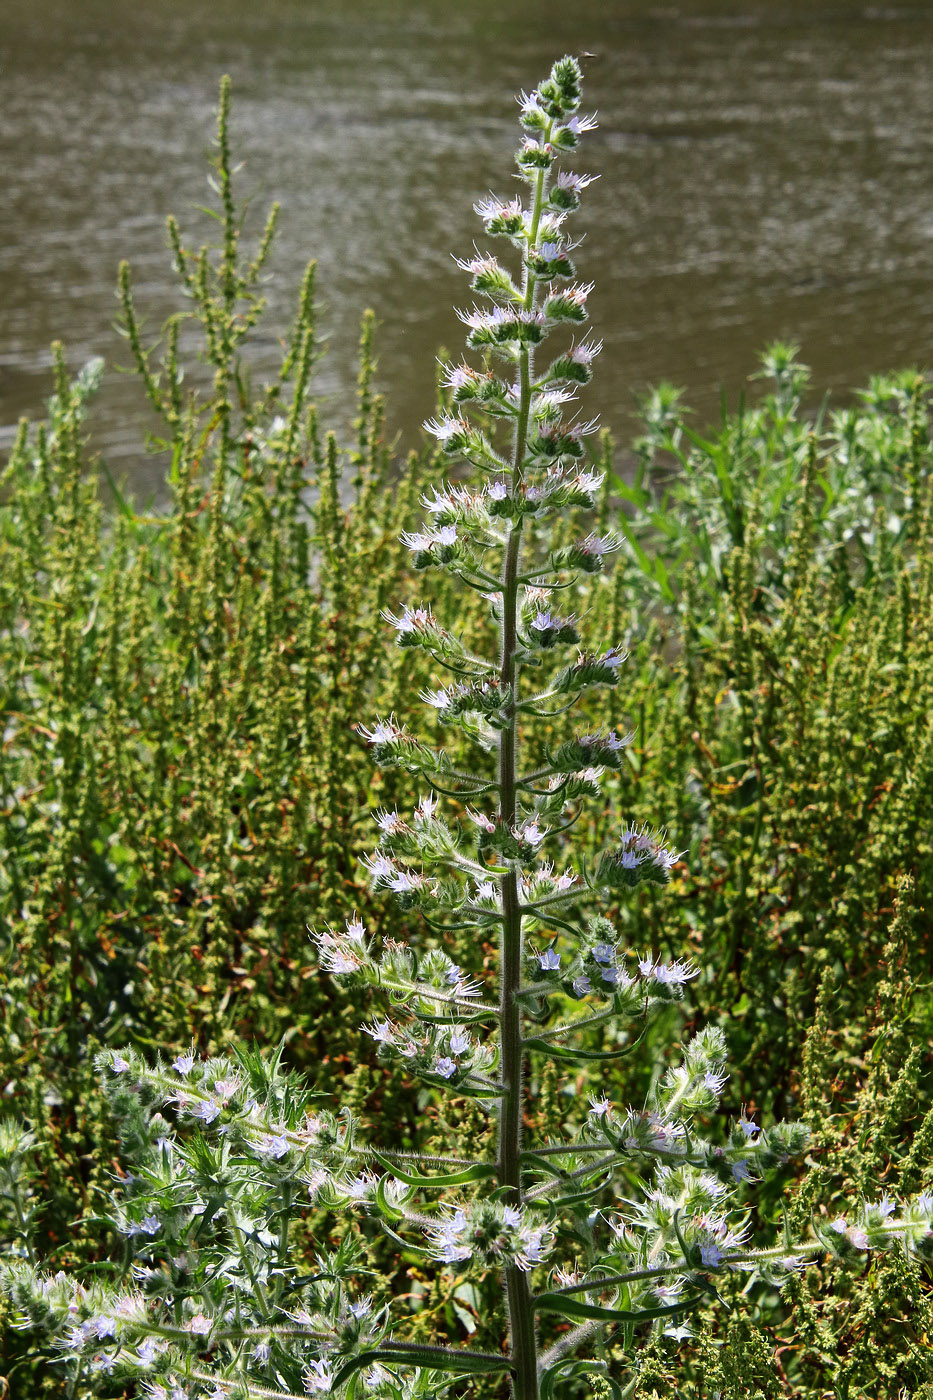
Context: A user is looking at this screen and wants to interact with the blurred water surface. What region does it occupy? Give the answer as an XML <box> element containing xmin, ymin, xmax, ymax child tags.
<box><xmin>1</xmin><ymin>0</ymin><xmax>932</xmax><ymax>496</ymax></box>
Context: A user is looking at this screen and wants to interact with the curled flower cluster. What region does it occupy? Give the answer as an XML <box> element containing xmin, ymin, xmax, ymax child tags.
<box><xmin>424</xmin><ymin>1200</ymin><xmax>554</xmax><ymax>1274</ymax></box>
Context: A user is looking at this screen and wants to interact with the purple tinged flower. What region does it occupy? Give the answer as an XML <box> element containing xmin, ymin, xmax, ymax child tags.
<box><xmin>830</xmin><ymin>1216</ymin><xmax>848</xmax><ymax>1234</ymax></box>
<box><xmin>187</xmin><ymin>1313</ymin><xmax>212</xmax><ymax>1336</ymax></box>
<box><xmin>474</xmin><ymin>195</ymin><xmax>524</xmax><ymax>223</ymax></box>
<box><xmin>364</xmin><ymin>1019</ymin><xmax>396</xmax><ymax>1045</ymax></box>
<box><xmin>442</xmin><ymin>364</ymin><xmax>479</xmax><ymax>391</ymax></box>
<box><xmin>652</xmin><ymin>959</ymin><xmax>698</xmax><ymax>986</ymax></box>
<box><xmin>579</xmin><ymin>530</ymin><xmax>620</xmax><ymax>556</ymax></box>
<box><xmin>305</xmin><ymin>1359</ymin><xmax>333</xmax><ymax>1394</ymax></box>
<box><xmin>567</xmin><ymin>336</ymin><xmax>602</xmax><ymax>363</ymax></box>
<box><xmin>361</xmin><ymin>852</ymin><xmax>394</xmax><ymax>882</ymax></box>
<box><xmin>554</xmin><ymin>170</ymin><xmax>597</xmax><ymax>193</ymax></box>
<box><xmin>388</xmin><ymin>869</ymin><xmax>419</xmax><ymax>894</ymax></box>
<box><xmin>487</xmin><ymin>480</ymin><xmax>508</xmax><ymax>500</ymax></box>
<box><xmin>258</xmin><ymin>1134</ymin><xmax>291</xmax><ymax>1160</ymax></box>
<box><xmin>421</xmin><ymin>687</ymin><xmax>451</xmax><ymax>710</ymax></box>
<box><xmin>435</xmin><ymin>1057</ymin><xmax>457</xmax><ymax>1079</ymax></box>
<box><xmin>566</xmin><ymin>113</ymin><xmax>599</xmax><ymax>135</ymax></box>
<box><xmin>172</xmin><ymin>1054</ymin><xmax>194</xmax><ymax>1076</ymax></box>
<box><xmin>699</xmin><ymin>1243</ymin><xmax>723</xmax><ymax>1268</ymax></box>
<box><xmin>515</xmin><ymin>1226</ymin><xmax>551</xmax><ymax>1269</ymax></box>
<box><xmin>592</xmin><ymin>943</ymin><xmax>615</xmax><ymax>965</ymax></box>
<box><xmin>653</xmin><ymin>1283</ymin><xmax>683</xmax><ymax>1304</ymax></box>
<box><xmin>538</xmin><ymin>948</ymin><xmax>561</xmax><ymax>972</ymax></box>
<box><xmin>192</xmin><ymin>1098</ymin><xmax>221</xmax><ymax>1125</ymax></box>
<box><xmin>112</xmin><ymin>1055</ymin><xmax>130</xmax><ymax>1074</ymax></box>
<box><xmin>252</xmin><ymin>1342</ymin><xmax>272</xmax><ymax>1363</ymax></box>
<box><xmin>703</xmin><ymin>1070</ymin><xmax>728</xmax><ymax>1094</ymax></box>
<box><xmin>136</xmin><ymin>1336</ymin><xmax>160</xmax><ymax>1365</ymax></box>
<box><xmin>589</xmin><ymin>1095</ymin><xmax>611</xmax><ymax>1118</ymax></box>
<box><xmin>737</xmin><ymin>1114</ymin><xmax>760</xmax><ymax>1139</ymax></box>
<box><xmin>424</xmin><ymin>415</ymin><xmax>467</xmax><ymax>443</ymax></box>
<box><xmin>515</xmin><ymin>820</ymin><xmax>546</xmax><ymax>847</ymax></box>
<box><xmin>139</xmin><ymin>1214</ymin><xmax>161</xmax><ymax>1235</ymax></box>
<box><xmin>562</xmin><ymin>281</ymin><xmax>594</xmax><ymax>306</ymax></box>
<box><xmin>359</xmin><ymin>718</ymin><xmax>402</xmax><ymax>746</ymax></box>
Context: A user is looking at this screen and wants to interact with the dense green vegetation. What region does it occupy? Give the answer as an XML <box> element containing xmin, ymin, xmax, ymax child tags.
<box><xmin>1</xmin><ymin>83</ymin><xmax>931</xmax><ymax>1398</ymax></box>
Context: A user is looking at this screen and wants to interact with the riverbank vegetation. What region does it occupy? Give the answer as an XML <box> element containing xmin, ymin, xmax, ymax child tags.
<box><xmin>1</xmin><ymin>68</ymin><xmax>931</xmax><ymax>1400</ymax></box>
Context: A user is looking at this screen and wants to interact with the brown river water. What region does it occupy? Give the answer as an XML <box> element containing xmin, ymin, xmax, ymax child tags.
<box><xmin>1</xmin><ymin>0</ymin><xmax>932</xmax><ymax>499</ymax></box>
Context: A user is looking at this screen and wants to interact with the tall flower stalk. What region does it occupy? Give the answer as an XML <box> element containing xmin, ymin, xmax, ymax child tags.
<box><xmin>4</xmin><ymin>55</ymin><xmax>933</xmax><ymax>1400</ymax></box>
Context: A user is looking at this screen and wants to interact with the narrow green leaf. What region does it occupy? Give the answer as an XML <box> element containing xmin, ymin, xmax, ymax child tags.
<box><xmin>330</xmin><ymin>1344</ymin><xmax>511</xmax><ymax>1387</ymax></box>
<box><xmin>371</xmin><ymin>1149</ymin><xmax>497</xmax><ymax>1188</ymax></box>
<box><xmin>534</xmin><ymin>1290</ymin><xmax>702</xmax><ymax>1324</ymax></box>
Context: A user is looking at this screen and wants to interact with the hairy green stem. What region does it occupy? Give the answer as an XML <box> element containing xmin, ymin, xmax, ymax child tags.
<box><xmin>497</xmin><ymin>134</ymin><xmax>552</xmax><ymax>1400</ymax></box>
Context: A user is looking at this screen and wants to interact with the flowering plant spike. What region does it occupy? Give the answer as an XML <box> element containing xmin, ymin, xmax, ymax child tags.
<box><xmin>5</xmin><ymin>55</ymin><xmax>933</xmax><ymax>1400</ymax></box>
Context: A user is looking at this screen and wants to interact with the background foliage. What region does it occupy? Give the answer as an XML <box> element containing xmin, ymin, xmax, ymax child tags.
<box><xmin>1</xmin><ymin>93</ymin><xmax>930</xmax><ymax>1397</ymax></box>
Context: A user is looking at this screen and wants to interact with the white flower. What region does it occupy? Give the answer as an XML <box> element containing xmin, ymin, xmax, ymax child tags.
<box><xmin>364</xmin><ymin>1019</ymin><xmax>396</xmax><ymax>1045</ymax></box>
<box><xmin>362</xmin><ymin>852</ymin><xmax>395</xmax><ymax>883</ymax></box>
<box><xmin>515</xmin><ymin>820</ymin><xmax>546</xmax><ymax>847</ymax></box>
<box><xmin>424</xmin><ymin>415</ymin><xmax>465</xmax><ymax>442</ymax></box>
<box><xmin>554</xmin><ymin>171</ymin><xmax>598</xmax><ymax>195</ymax></box>
<box><xmin>359</xmin><ymin>719</ymin><xmax>402</xmax><ymax>746</ymax></box>
<box><xmin>187</xmin><ymin>1312</ymin><xmax>212</xmax><ymax>1335</ymax></box>
<box><xmin>566</xmin><ymin>113</ymin><xmax>598</xmax><ymax>134</ymax></box>
<box><xmin>422</xmin><ymin>687</ymin><xmax>451</xmax><ymax>710</ymax></box>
